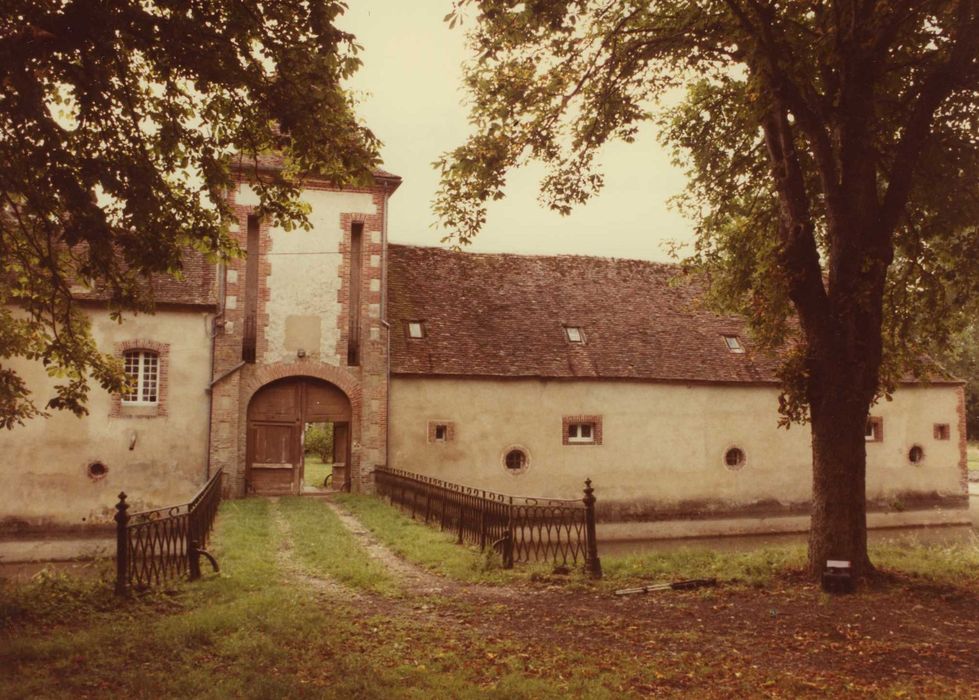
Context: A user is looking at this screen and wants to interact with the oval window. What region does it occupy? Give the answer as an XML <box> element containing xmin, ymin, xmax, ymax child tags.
<box><xmin>908</xmin><ymin>445</ymin><xmax>924</xmax><ymax>465</ymax></box>
<box><xmin>724</xmin><ymin>447</ymin><xmax>746</xmax><ymax>470</ymax></box>
<box><xmin>87</xmin><ymin>461</ymin><xmax>108</xmax><ymax>480</ymax></box>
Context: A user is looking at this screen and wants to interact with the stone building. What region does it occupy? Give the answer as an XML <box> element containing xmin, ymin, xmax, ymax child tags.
<box><xmin>0</xmin><ymin>167</ymin><xmax>970</xmax><ymax>538</ymax></box>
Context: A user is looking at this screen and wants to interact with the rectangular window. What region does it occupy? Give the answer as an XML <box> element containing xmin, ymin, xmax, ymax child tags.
<box><xmin>565</xmin><ymin>326</ymin><xmax>584</xmax><ymax>343</ymax></box>
<box><xmin>934</xmin><ymin>423</ymin><xmax>950</xmax><ymax>440</ymax></box>
<box><xmin>866</xmin><ymin>416</ymin><xmax>883</xmax><ymax>442</ymax></box>
<box><xmin>407</xmin><ymin>321</ymin><xmax>425</xmax><ymax>339</ymax></box>
<box><xmin>122</xmin><ymin>350</ymin><xmax>159</xmax><ymax>404</ymax></box>
<box><xmin>428</xmin><ymin>421</ymin><xmax>454</xmax><ymax>443</ymax></box>
<box><xmin>347</xmin><ymin>222</ymin><xmax>363</xmax><ymax>366</ymax></box>
<box><xmin>563</xmin><ymin>415</ymin><xmax>603</xmax><ymax>445</ymax></box>
<box><xmin>242</xmin><ymin>214</ymin><xmax>260</xmax><ymax>363</ymax></box>
<box><xmin>723</xmin><ymin>335</ymin><xmax>745</xmax><ymax>353</ymax></box>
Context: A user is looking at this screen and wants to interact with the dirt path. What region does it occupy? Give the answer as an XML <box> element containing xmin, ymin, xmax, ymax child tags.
<box><xmin>268</xmin><ymin>497</ymin><xmax>361</xmax><ymax>600</ymax></box>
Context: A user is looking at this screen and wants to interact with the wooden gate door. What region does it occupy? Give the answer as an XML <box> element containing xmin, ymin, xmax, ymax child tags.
<box><xmin>247</xmin><ymin>378</ymin><xmax>352</xmax><ymax>495</ymax></box>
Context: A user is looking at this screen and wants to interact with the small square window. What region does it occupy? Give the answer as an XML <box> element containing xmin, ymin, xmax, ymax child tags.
<box><xmin>866</xmin><ymin>417</ymin><xmax>883</xmax><ymax>442</ymax></box>
<box><xmin>565</xmin><ymin>326</ymin><xmax>584</xmax><ymax>343</ymax></box>
<box><xmin>723</xmin><ymin>335</ymin><xmax>745</xmax><ymax>353</ymax></box>
<box><xmin>564</xmin><ymin>416</ymin><xmax>602</xmax><ymax>445</ymax></box>
<box><xmin>407</xmin><ymin>321</ymin><xmax>424</xmax><ymax>339</ymax></box>
<box><xmin>934</xmin><ymin>423</ymin><xmax>950</xmax><ymax>440</ymax></box>
<box><xmin>428</xmin><ymin>421</ymin><xmax>454</xmax><ymax>443</ymax></box>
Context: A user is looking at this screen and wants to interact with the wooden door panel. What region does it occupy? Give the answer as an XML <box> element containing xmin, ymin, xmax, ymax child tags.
<box><xmin>252</xmin><ymin>423</ymin><xmax>295</xmax><ymax>466</ymax></box>
<box><xmin>249</xmin><ymin>381</ymin><xmax>300</xmax><ymax>422</ymax></box>
<box><xmin>305</xmin><ymin>382</ymin><xmax>351</xmax><ymax>422</ymax></box>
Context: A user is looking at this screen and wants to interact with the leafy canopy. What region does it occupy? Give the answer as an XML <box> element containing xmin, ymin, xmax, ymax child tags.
<box><xmin>436</xmin><ymin>1</ymin><xmax>979</xmax><ymax>419</ymax></box>
<box><xmin>0</xmin><ymin>0</ymin><xmax>379</xmax><ymax>427</ymax></box>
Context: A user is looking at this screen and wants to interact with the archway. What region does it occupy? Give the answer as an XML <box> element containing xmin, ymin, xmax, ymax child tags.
<box><xmin>246</xmin><ymin>377</ymin><xmax>352</xmax><ymax>495</ymax></box>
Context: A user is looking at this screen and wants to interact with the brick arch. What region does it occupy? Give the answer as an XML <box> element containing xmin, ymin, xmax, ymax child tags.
<box><xmin>241</xmin><ymin>361</ymin><xmax>361</xmax><ymax>410</ymax></box>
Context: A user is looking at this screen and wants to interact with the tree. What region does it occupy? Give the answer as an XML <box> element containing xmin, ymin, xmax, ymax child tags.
<box><xmin>435</xmin><ymin>1</ymin><xmax>979</xmax><ymax>580</ymax></box>
<box><xmin>939</xmin><ymin>322</ymin><xmax>979</xmax><ymax>439</ymax></box>
<box><xmin>0</xmin><ymin>0</ymin><xmax>379</xmax><ymax>427</ymax></box>
<box><xmin>304</xmin><ymin>422</ymin><xmax>334</xmax><ymax>463</ymax></box>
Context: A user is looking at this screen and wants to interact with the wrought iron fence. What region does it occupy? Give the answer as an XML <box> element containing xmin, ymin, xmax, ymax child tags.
<box><xmin>373</xmin><ymin>467</ymin><xmax>601</xmax><ymax>577</ymax></box>
<box><xmin>114</xmin><ymin>469</ymin><xmax>223</xmax><ymax>595</ymax></box>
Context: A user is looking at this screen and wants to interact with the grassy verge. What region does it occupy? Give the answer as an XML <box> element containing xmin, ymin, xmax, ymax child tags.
<box><xmin>275</xmin><ymin>496</ymin><xmax>400</xmax><ymax>595</ymax></box>
<box><xmin>333</xmin><ymin>493</ymin><xmax>555</xmax><ymax>584</ymax></box>
<box><xmin>303</xmin><ymin>455</ymin><xmax>332</xmax><ymax>487</ymax></box>
<box><xmin>0</xmin><ymin>499</ymin><xmax>630</xmax><ymax>699</ymax></box>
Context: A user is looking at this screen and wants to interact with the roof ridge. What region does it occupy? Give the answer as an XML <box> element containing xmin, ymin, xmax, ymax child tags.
<box><xmin>386</xmin><ymin>242</ymin><xmax>680</xmax><ymax>269</ymax></box>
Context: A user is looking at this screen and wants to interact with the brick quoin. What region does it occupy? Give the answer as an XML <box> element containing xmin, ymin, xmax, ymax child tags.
<box><xmin>209</xmin><ymin>172</ymin><xmax>395</xmax><ymax>496</ymax></box>
<box><xmin>957</xmin><ymin>385</ymin><xmax>968</xmax><ymax>495</ymax></box>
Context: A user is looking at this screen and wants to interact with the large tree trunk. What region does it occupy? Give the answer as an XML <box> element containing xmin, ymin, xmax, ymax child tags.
<box><xmin>807</xmin><ymin>392</ymin><xmax>874</xmax><ymax>579</ymax></box>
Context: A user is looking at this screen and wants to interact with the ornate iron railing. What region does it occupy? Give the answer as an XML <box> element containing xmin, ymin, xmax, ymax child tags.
<box><xmin>114</xmin><ymin>469</ymin><xmax>223</xmax><ymax>595</ymax></box>
<box><xmin>373</xmin><ymin>467</ymin><xmax>601</xmax><ymax>577</ymax></box>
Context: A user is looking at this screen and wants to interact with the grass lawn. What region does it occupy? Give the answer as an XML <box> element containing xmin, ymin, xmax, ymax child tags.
<box><xmin>2</xmin><ymin>495</ymin><xmax>978</xmax><ymax>698</ymax></box>
<box><xmin>303</xmin><ymin>454</ymin><xmax>332</xmax><ymax>488</ymax></box>
<box><xmin>968</xmin><ymin>441</ymin><xmax>978</xmax><ymax>471</ymax></box>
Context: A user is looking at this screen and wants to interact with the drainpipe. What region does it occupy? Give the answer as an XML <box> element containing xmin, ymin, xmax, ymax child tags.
<box><xmin>204</xmin><ymin>261</ymin><xmax>227</xmax><ymax>481</ymax></box>
<box><xmin>381</xmin><ymin>188</ymin><xmax>392</xmax><ymax>479</ymax></box>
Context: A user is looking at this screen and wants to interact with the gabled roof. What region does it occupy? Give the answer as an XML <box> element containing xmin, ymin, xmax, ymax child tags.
<box><xmin>74</xmin><ymin>249</ymin><xmax>217</xmax><ymax>308</ymax></box>
<box><xmin>387</xmin><ymin>244</ymin><xmax>781</xmax><ymax>383</ymax></box>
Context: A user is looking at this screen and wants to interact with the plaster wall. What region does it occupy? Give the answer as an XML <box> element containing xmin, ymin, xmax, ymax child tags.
<box><xmin>235</xmin><ymin>184</ymin><xmax>377</xmax><ymax>365</ymax></box>
<box><xmin>389</xmin><ymin>377</ymin><xmax>964</xmax><ymax>510</ymax></box>
<box><xmin>0</xmin><ymin>308</ymin><xmax>213</xmax><ymax>531</ymax></box>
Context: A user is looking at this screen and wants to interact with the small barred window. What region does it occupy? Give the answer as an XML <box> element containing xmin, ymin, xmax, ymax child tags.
<box><xmin>122</xmin><ymin>350</ymin><xmax>159</xmax><ymax>404</ymax></box>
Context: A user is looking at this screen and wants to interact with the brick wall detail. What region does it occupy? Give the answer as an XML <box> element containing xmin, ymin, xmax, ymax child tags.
<box><xmin>956</xmin><ymin>385</ymin><xmax>968</xmax><ymax>495</ymax></box>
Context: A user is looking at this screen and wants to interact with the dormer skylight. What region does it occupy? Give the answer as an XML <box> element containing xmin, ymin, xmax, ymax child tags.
<box><xmin>565</xmin><ymin>326</ymin><xmax>584</xmax><ymax>343</ymax></box>
<box><xmin>407</xmin><ymin>321</ymin><xmax>425</xmax><ymax>339</ymax></box>
<box><xmin>723</xmin><ymin>335</ymin><xmax>745</xmax><ymax>353</ymax></box>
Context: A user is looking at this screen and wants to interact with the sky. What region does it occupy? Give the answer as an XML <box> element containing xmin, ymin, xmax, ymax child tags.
<box><xmin>339</xmin><ymin>2</ymin><xmax>695</xmax><ymax>262</ymax></box>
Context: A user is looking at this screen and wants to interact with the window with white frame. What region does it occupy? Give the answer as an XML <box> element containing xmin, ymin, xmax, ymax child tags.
<box><xmin>122</xmin><ymin>350</ymin><xmax>159</xmax><ymax>404</ymax></box>
<box><xmin>567</xmin><ymin>422</ymin><xmax>595</xmax><ymax>443</ymax></box>
<box><xmin>565</xmin><ymin>326</ymin><xmax>584</xmax><ymax>343</ymax></box>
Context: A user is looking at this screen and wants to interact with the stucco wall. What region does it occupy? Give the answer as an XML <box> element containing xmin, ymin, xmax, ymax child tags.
<box><xmin>389</xmin><ymin>377</ymin><xmax>965</xmax><ymax>513</ymax></box>
<box><xmin>0</xmin><ymin>308</ymin><xmax>213</xmax><ymax>531</ymax></box>
<box><xmin>234</xmin><ymin>184</ymin><xmax>377</xmax><ymax>366</ymax></box>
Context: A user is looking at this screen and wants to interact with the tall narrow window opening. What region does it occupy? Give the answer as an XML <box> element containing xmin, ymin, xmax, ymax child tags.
<box><xmin>122</xmin><ymin>350</ymin><xmax>159</xmax><ymax>404</ymax></box>
<box><xmin>242</xmin><ymin>214</ymin><xmax>260</xmax><ymax>363</ymax></box>
<box><xmin>347</xmin><ymin>222</ymin><xmax>363</xmax><ymax>366</ymax></box>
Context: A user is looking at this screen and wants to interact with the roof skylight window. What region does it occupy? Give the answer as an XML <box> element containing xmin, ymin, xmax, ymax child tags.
<box><xmin>723</xmin><ymin>335</ymin><xmax>745</xmax><ymax>353</ymax></box>
<box><xmin>565</xmin><ymin>326</ymin><xmax>584</xmax><ymax>343</ymax></box>
<box><xmin>407</xmin><ymin>321</ymin><xmax>425</xmax><ymax>339</ymax></box>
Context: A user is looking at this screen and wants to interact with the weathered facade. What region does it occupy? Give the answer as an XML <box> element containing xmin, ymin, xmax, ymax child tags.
<box><xmin>0</xmin><ymin>172</ymin><xmax>969</xmax><ymax>538</ymax></box>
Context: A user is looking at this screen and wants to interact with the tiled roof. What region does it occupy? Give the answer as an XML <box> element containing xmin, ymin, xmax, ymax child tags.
<box><xmin>74</xmin><ymin>249</ymin><xmax>217</xmax><ymax>307</ymax></box>
<box><xmin>387</xmin><ymin>245</ymin><xmax>781</xmax><ymax>383</ymax></box>
<box><xmin>232</xmin><ymin>153</ymin><xmax>401</xmax><ymax>187</ymax></box>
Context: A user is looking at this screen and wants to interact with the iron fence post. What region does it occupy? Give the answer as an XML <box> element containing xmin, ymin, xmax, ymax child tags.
<box><xmin>583</xmin><ymin>478</ymin><xmax>602</xmax><ymax>579</ymax></box>
<box><xmin>114</xmin><ymin>492</ymin><xmax>130</xmax><ymax>596</ymax></box>
<box><xmin>189</xmin><ymin>538</ymin><xmax>202</xmax><ymax>580</ymax></box>
<box><xmin>503</xmin><ymin>496</ymin><xmax>514</xmax><ymax>568</ymax></box>
<box><xmin>457</xmin><ymin>495</ymin><xmax>465</xmax><ymax>544</ymax></box>
<box><xmin>478</xmin><ymin>493</ymin><xmax>487</xmax><ymax>551</ymax></box>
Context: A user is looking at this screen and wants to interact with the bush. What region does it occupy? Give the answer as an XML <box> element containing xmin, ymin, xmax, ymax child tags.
<box><xmin>304</xmin><ymin>423</ymin><xmax>333</xmax><ymax>462</ymax></box>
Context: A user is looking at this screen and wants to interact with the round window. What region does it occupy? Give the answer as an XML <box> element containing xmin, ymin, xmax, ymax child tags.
<box><xmin>503</xmin><ymin>447</ymin><xmax>529</xmax><ymax>474</ymax></box>
<box><xmin>908</xmin><ymin>445</ymin><xmax>924</xmax><ymax>465</ymax></box>
<box><xmin>87</xmin><ymin>461</ymin><xmax>108</xmax><ymax>480</ymax></box>
<box><xmin>724</xmin><ymin>447</ymin><xmax>746</xmax><ymax>470</ymax></box>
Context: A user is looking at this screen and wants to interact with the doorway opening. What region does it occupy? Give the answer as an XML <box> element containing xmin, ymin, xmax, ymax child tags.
<box><xmin>246</xmin><ymin>377</ymin><xmax>352</xmax><ymax>496</ymax></box>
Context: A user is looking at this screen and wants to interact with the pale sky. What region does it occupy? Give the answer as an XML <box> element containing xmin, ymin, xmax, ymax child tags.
<box><xmin>340</xmin><ymin>3</ymin><xmax>695</xmax><ymax>262</ymax></box>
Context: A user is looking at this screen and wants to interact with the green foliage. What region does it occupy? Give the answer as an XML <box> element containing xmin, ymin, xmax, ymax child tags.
<box><xmin>0</xmin><ymin>1</ymin><xmax>380</xmax><ymax>427</ymax></box>
<box><xmin>304</xmin><ymin>422</ymin><xmax>334</xmax><ymax>462</ymax></box>
<box><xmin>937</xmin><ymin>322</ymin><xmax>979</xmax><ymax>439</ymax></box>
